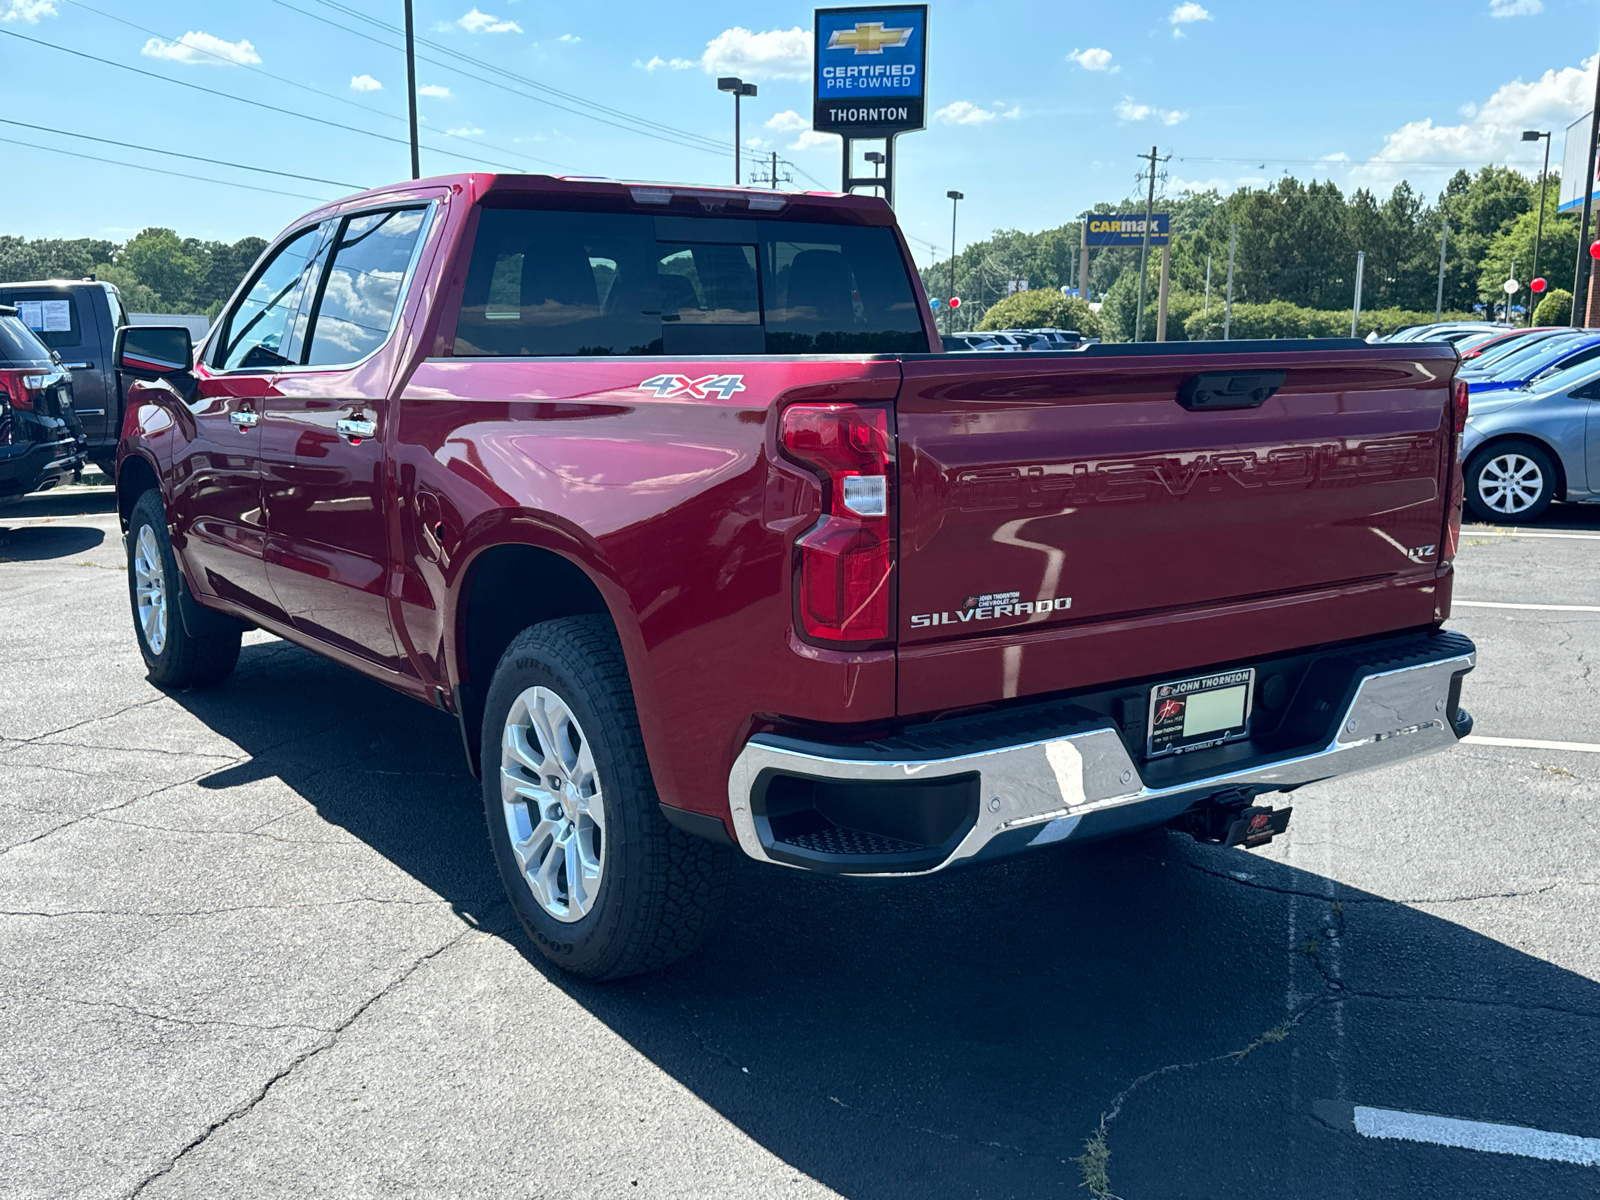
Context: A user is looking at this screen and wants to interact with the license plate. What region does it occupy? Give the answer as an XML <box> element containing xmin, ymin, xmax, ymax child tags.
<box><xmin>1146</xmin><ymin>668</ymin><xmax>1255</xmax><ymax>758</ymax></box>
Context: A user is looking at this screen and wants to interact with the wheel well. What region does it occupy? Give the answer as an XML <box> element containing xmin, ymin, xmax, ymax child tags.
<box><xmin>1465</xmin><ymin>433</ymin><xmax>1568</xmax><ymax>501</ymax></box>
<box><xmin>456</xmin><ymin>543</ymin><xmax>614</xmax><ymax>768</ymax></box>
<box><xmin>116</xmin><ymin>455</ymin><xmax>159</xmax><ymax>531</ymax></box>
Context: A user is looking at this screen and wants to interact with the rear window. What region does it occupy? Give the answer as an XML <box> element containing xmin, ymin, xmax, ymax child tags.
<box><xmin>3</xmin><ymin>293</ymin><xmax>81</xmax><ymax>350</ymax></box>
<box><xmin>0</xmin><ymin>313</ymin><xmax>53</xmax><ymax>365</ymax></box>
<box><xmin>455</xmin><ymin>208</ymin><xmax>926</xmax><ymax>358</ymax></box>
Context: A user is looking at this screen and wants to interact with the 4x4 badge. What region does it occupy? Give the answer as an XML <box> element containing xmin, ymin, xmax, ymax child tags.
<box><xmin>637</xmin><ymin>374</ymin><xmax>746</xmax><ymax>400</ymax></box>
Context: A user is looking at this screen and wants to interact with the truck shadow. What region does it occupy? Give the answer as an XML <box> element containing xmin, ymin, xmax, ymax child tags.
<box><xmin>172</xmin><ymin>638</ymin><xmax>1600</xmax><ymax>1199</ymax></box>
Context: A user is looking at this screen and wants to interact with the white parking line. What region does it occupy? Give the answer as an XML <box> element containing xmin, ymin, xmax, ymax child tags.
<box><xmin>1455</xmin><ymin>601</ymin><xmax>1600</xmax><ymax>612</ymax></box>
<box><xmin>1354</xmin><ymin>1106</ymin><xmax>1600</xmax><ymax>1167</ymax></box>
<box><xmin>1465</xmin><ymin>529</ymin><xmax>1600</xmax><ymax>541</ymax></box>
<box><xmin>1462</xmin><ymin>735</ymin><xmax>1600</xmax><ymax>754</ymax></box>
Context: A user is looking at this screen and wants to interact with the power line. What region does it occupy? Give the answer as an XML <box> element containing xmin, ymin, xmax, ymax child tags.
<box><xmin>0</xmin><ymin>134</ymin><xmax>331</xmax><ymax>201</ymax></box>
<box><xmin>0</xmin><ymin>26</ymin><xmax>532</xmax><ymax>174</ymax></box>
<box><xmin>1177</xmin><ymin>155</ymin><xmax>1549</xmax><ymax>169</ymax></box>
<box><xmin>274</xmin><ymin>0</ymin><xmax>777</xmax><ymax>170</ymax></box>
<box><xmin>0</xmin><ymin>117</ymin><xmax>366</xmax><ymax>189</ymax></box>
<box><xmin>64</xmin><ymin>0</ymin><xmax>571</xmax><ymax>173</ymax></box>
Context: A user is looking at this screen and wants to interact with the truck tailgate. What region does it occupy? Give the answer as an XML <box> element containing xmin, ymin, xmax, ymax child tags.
<box><xmin>894</xmin><ymin>344</ymin><xmax>1458</xmax><ymax>714</ymax></box>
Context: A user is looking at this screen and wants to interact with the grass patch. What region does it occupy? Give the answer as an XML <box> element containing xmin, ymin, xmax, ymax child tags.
<box><xmin>1075</xmin><ymin>1121</ymin><xmax>1120</xmax><ymax>1200</ymax></box>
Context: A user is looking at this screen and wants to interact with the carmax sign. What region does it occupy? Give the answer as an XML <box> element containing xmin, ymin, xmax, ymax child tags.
<box><xmin>1086</xmin><ymin>214</ymin><xmax>1170</xmax><ymax>247</ymax></box>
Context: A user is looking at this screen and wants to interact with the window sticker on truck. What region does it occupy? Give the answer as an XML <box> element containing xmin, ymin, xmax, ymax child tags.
<box><xmin>637</xmin><ymin>373</ymin><xmax>746</xmax><ymax>399</ymax></box>
<box><xmin>909</xmin><ymin>593</ymin><xmax>1072</xmax><ymax>628</ymax></box>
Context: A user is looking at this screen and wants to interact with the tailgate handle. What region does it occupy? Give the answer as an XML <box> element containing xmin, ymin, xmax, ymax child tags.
<box><xmin>1177</xmin><ymin>371</ymin><xmax>1286</xmax><ymax>411</ymax></box>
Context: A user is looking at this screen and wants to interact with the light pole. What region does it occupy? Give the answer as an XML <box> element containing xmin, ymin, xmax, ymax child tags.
<box><xmin>946</xmin><ymin>190</ymin><xmax>963</xmax><ymax>334</ymax></box>
<box><xmin>717</xmin><ymin>76</ymin><xmax>757</xmax><ymax>184</ymax></box>
<box><xmin>1523</xmin><ymin>129</ymin><xmax>1552</xmax><ymax>325</ymax></box>
<box><xmin>865</xmin><ymin>150</ymin><xmax>885</xmax><ymax>192</ymax></box>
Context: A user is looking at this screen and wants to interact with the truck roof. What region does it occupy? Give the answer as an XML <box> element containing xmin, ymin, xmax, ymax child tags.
<box><xmin>291</xmin><ymin>172</ymin><xmax>899</xmax><ymax>229</ymax></box>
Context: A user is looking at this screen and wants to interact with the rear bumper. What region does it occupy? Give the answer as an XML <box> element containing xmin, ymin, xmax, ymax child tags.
<box><xmin>0</xmin><ymin>436</ymin><xmax>84</xmax><ymax>503</ymax></box>
<box><xmin>727</xmin><ymin>630</ymin><xmax>1476</xmax><ymax>876</ymax></box>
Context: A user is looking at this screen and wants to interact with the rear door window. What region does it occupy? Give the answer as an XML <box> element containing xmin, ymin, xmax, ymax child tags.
<box><xmin>300</xmin><ymin>207</ymin><xmax>429</xmax><ymax>367</ymax></box>
<box><xmin>455</xmin><ymin>208</ymin><xmax>925</xmax><ymax>358</ymax></box>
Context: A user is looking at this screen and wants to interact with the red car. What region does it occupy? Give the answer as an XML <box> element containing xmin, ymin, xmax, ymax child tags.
<box><xmin>114</xmin><ymin>174</ymin><xmax>1477</xmax><ymax>978</ymax></box>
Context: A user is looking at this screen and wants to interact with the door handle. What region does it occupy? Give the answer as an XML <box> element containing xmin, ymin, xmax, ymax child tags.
<box><xmin>229</xmin><ymin>409</ymin><xmax>259</xmax><ymax>430</ymax></box>
<box><xmin>63</xmin><ymin>361</ymin><xmax>93</xmax><ymax>370</ymax></box>
<box><xmin>336</xmin><ymin>417</ymin><xmax>377</xmax><ymax>442</ymax></box>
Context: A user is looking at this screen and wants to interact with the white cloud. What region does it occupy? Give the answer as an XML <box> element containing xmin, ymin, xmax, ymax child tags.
<box><xmin>417</xmin><ymin>84</ymin><xmax>452</xmax><ymax>98</ymax></box>
<box><xmin>1490</xmin><ymin>0</ymin><xmax>1543</xmax><ymax>15</ymax></box>
<box><xmin>1352</xmin><ymin>53</ymin><xmax>1596</xmax><ymax>190</ymax></box>
<box><xmin>446</xmin><ymin>125</ymin><xmax>484</xmax><ymax>137</ymax></box>
<box><xmin>1115</xmin><ymin>98</ymin><xmax>1188</xmax><ymax>125</ymax></box>
<box><xmin>350</xmin><ymin>73</ymin><xmax>382</xmax><ymax>91</ymax></box>
<box><xmin>1068</xmin><ymin>47</ymin><xmax>1115</xmax><ymax>72</ymax></box>
<box><xmin>697</xmin><ymin>26</ymin><xmax>811</xmax><ymax>79</ymax></box>
<box><xmin>458</xmin><ymin>8</ymin><xmax>521</xmax><ymax>34</ymax></box>
<box><xmin>1</xmin><ymin>1</ymin><xmax>57</xmax><ymax>23</ymax></box>
<box><xmin>1169</xmin><ymin>2</ymin><xmax>1212</xmax><ymax>36</ymax></box>
<box><xmin>557</xmin><ymin>33</ymin><xmax>580</xmax><ymax>43</ymax></box>
<box><xmin>937</xmin><ymin>100</ymin><xmax>998</xmax><ymax>126</ymax></box>
<box><xmin>764</xmin><ymin>111</ymin><xmax>833</xmax><ymax>151</ymax></box>
<box><xmin>636</xmin><ymin>55</ymin><xmax>695</xmax><ymax>71</ymax></box>
<box><xmin>140</xmin><ymin>31</ymin><xmax>261</xmax><ymax>66</ymax></box>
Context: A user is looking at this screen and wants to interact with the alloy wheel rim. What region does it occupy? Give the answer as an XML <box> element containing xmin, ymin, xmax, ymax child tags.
<box><xmin>132</xmin><ymin>524</ymin><xmax>168</xmax><ymax>656</ymax></box>
<box><xmin>1478</xmin><ymin>453</ymin><xmax>1545</xmax><ymax>516</ymax></box>
<box><xmin>500</xmin><ymin>685</ymin><xmax>605</xmax><ymax>923</ymax></box>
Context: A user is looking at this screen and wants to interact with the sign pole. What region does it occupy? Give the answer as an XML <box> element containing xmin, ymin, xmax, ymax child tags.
<box><xmin>1079</xmin><ymin>217</ymin><xmax>1090</xmax><ymax>303</ymax></box>
<box><xmin>1156</xmin><ymin>242</ymin><xmax>1171</xmax><ymax>342</ymax></box>
<box><xmin>1573</xmin><ymin>60</ymin><xmax>1600</xmax><ymax>328</ymax></box>
<box><xmin>1435</xmin><ymin>222</ymin><xmax>1448</xmax><ymax>322</ymax></box>
<box><xmin>1224</xmin><ymin>223</ymin><xmax>1237</xmax><ymax>341</ymax></box>
<box><xmin>1134</xmin><ymin>146</ymin><xmax>1157</xmax><ymax>342</ymax></box>
<box><xmin>1351</xmin><ymin>250</ymin><xmax>1366</xmax><ymax>338</ymax></box>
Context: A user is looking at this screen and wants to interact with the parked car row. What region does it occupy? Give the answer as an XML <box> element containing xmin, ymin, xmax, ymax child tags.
<box><xmin>941</xmin><ymin>327</ymin><xmax>1094</xmax><ymax>352</ymax></box>
<box><xmin>1388</xmin><ymin>322</ymin><xmax>1600</xmax><ymax>524</ymax></box>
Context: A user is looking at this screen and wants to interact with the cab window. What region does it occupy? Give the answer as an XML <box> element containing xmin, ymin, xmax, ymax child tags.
<box><xmin>214</xmin><ymin>228</ymin><xmax>320</xmax><ymax>371</ymax></box>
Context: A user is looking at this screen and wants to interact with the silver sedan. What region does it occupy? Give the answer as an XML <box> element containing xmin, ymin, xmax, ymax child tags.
<box><xmin>1460</xmin><ymin>362</ymin><xmax>1600</xmax><ymax>522</ymax></box>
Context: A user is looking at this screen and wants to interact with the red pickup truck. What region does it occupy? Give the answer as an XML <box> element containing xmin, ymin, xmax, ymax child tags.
<box><xmin>114</xmin><ymin>174</ymin><xmax>1476</xmax><ymax>979</ymax></box>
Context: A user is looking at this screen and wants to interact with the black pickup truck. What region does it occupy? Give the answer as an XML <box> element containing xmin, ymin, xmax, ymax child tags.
<box><xmin>0</xmin><ymin>279</ymin><xmax>130</xmax><ymax>476</ymax></box>
<box><xmin>0</xmin><ymin>304</ymin><xmax>84</xmax><ymax>503</ymax></box>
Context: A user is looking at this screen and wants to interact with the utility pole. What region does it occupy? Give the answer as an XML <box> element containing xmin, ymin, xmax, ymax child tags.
<box><xmin>946</xmin><ymin>190</ymin><xmax>963</xmax><ymax>336</ymax></box>
<box><xmin>1204</xmin><ymin>254</ymin><xmax>1212</xmax><ymax>316</ymax></box>
<box><xmin>1435</xmin><ymin>222</ymin><xmax>1449</xmax><ymax>322</ymax></box>
<box><xmin>1572</xmin><ymin>58</ymin><xmax>1600</xmax><ymax>327</ymax></box>
<box><xmin>403</xmin><ymin>0</ymin><xmax>419</xmax><ymax>179</ymax></box>
<box><xmin>771</xmin><ymin>150</ymin><xmax>778</xmax><ymax>189</ymax></box>
<box><xmin>1133</xmin><ymin>145</ymin><xmax>1169</xmax><ymax>341</ymax></box>
<box><xmin>1351</xmin><ymin>250</ymin><xmax>1366</xmax><ymax>338</ymax></box>
<box><xmin>1523</xmin><ymin>129</ymin><xmax>1552</xmax><ymax>325</ymax></box>
<box><xmin>1224</xmin><ymin>223</ymin><xmax>1237</xmax><ymax>340</ymax></box>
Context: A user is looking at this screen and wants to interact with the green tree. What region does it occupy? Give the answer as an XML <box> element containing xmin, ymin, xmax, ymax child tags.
<box><xmin>116</xmin><ymin>228</ymin><xmax>203</xmax><ymax>310</ymax></box>
<box><xmin>976</xmin><ymin>289</ymin><xmax>1100</xmax><ymax>337</ymax></box>
<box><xmin>1533</xmin><ymin>287</ymin><xmax>1572</xmax><ymax>326</ymax></box>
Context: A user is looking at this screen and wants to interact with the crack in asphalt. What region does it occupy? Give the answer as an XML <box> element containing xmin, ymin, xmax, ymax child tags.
<box><xmin>122</xmin><ymin>927</ymin><xmax>473</xmax><ymax>1200</ymax></box>
<box><xmin>58</xmin><ymin>997</ymin><xmax>335</xmax><ymax>1035</ymax></box>
<box><xmin>0</xmin><ymin>693</ymin><xmax>170</xmax><ymax>751</ymax></box>
<box><xmin>0</xmin><ymin>896</ymin><xmax>452</xmax><ymax>920</ymax></box>
<box><xmin>0</xmin><ymin>764</ymin><xmax>239</xmax><ymax>858</ymax></box>
<box><xmin>1154</xmin><ymin>850</ymin><xmax>1565</xmax><ymax>906</ymax></box>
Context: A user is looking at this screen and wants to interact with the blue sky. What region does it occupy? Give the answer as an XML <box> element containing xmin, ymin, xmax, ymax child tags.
<box><xmin>4</xmin><ymin>0</ymin><xmax>1599</xmax><ymax>268</ymax></box>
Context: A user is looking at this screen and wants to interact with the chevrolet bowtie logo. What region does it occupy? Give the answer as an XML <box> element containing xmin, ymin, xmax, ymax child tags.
<box><xmin>826</xmin><ymin>22</ymin><xmax>912</xmax><ymax>54</ymax></box>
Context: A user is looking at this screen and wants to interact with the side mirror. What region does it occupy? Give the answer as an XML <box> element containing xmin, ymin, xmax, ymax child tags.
<box><xmin>115</xmin><ymin>325</ymin><xmax>194</xmax><ymax>381</ymax></box>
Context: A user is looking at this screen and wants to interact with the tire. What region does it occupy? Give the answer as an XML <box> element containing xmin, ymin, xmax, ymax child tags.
<box><xmin>126</xmin><ymin>490</ymin><xmax>241</xmax><ymax>688</ymax></box>
<box><xmin>1463</xmin><ymin>441</ymin><xmax>1558</xmax><ymax>525</ymax></box>
<box><xmin>480</xmin><ymin>615</ymin><xmax>732</xmax><ymax>980</ymax></box>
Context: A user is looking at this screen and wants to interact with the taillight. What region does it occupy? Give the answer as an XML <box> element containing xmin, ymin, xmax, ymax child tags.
<box><xmin>780</xmin><ymin>403</ymin><xmax>893</xmax><ymax>644</ymax></box>
<box><xmin>0</xmin><ymin>370</ymin><xmax>33</xmax><ymax>411</ymax></box>
<box><xmin>1453</xmin><ymin>378</ymin><xmax>1469</xmax><ymax>434</ymax></box>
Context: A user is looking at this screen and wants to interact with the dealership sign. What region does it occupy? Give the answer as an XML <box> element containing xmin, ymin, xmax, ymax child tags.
<box><xmin>1085</xmin><ymin>214</ymin><xmax>1171</xmax><ymax>247</ymax></box>
<box><xmin>813</xmin><ymin>5</ymin><xmax>928</xmax><ymax>137</ymax></box>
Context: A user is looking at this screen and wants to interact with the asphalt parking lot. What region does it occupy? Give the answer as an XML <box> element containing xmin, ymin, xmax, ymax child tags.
<box><xmin>3</xmin><ymin>483</ymin><xmax>1598</xmax><ymax>1200</ymax></box>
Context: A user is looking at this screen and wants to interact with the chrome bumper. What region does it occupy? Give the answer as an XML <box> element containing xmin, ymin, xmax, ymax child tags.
<box><xmin>727</xmin><ymin>637</ymin><xmax>1476</xmax><ymax>877</ymax></box>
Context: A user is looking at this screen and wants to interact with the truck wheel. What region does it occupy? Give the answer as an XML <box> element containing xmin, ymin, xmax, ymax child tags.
<box><xmin>126</xmin><ymin>490</ymin><xmax>241</xmax><ymax>688</ymax></box>
<box><xmin>1464</xmin><ymin>441</ymin><xmax>1556</xmax><ymax>524</ymax></box>
<box><xmin>481</xmin><ymin>615</ymin><xmax>732</xmax><ymax>980</ymax></box>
